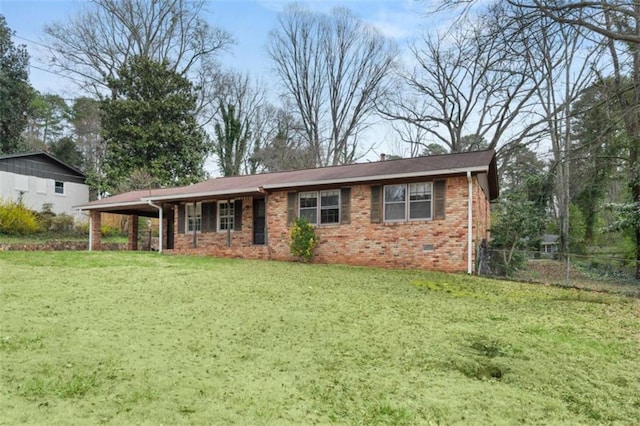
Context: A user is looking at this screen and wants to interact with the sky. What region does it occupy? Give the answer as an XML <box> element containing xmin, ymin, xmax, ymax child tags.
<box><xmin>0</xmin><ymin>0</ymin><xmax>441</xmax><ymax>162</ymax></box>
<box><xmin>1</xmin><ymin>0</ymin><xmax>430</xmax><ymax>96</ymax></box>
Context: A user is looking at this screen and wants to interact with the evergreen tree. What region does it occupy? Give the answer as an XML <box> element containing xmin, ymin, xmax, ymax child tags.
<box><xmin>101</xmin><ymin>56</ymin><xmax>209</xmax><ymax>191</ymax></box>
<box><xmin>213</xmin><ymin>103</ymin><xmax>250</xmax><ymax>177</ymax></box>
<box><xmin>0</xmin><ymin>15</ymin><xmax>34</xmax><ymax>154</ymax></box>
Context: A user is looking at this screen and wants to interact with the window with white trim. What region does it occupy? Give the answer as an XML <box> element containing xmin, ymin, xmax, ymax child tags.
<box><xmin>384</xmin><ymin>182</ymin><xmax>432</xmax><ymax>222</ymax></box>
<box><xmin>299</xmin><ymin>192</ymin><xmax>318</xmax><ymax>224</ymax></box>
<box><xmin>218</xmin><ymin>201</ymin><xmax>235</xmax><ymax>231</ymax></box>
<box><xmin>409</xmin><ymin>182</ymin><xmax>432</xmax><ymax>219</ymax></box>
<box><xmin>320</xmin><ymin>190</ymin><xmax>339</xmax><ymax>224</ymax></box>
<box><xmin>298</xmin><ymin>190</ymin><xmax>340</xmax><ymax>225</ymax></box>
<box><xmin>384</xmin><ymin>185</ymin><xmax>406</xmax><ymax>221</ymax></box>
<box><xmin>186</xmin><ymin>202</ymin><xmax>202</xmax><ymax>232</ymax></box>
<box><xmin>54</xmin><ymin>181</ymin><xmax>65</xmax><ymax>195</ymax></box>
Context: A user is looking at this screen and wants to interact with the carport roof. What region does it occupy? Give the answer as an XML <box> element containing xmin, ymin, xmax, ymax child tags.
<box><xmin>76</xmin><ymin>149</ymin><xmax>498</xmax><ymax>214</ymax></box>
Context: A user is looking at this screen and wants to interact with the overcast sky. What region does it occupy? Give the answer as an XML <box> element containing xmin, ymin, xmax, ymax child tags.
<box><xmin>1</xmin><ymin>0</ymin><xmax>448</xmax><ymax>163</ymax></box>
<box><xmin>1</xmin><ymin>0</ymin><xmax>430</xmax><ymax>97</ymax></box>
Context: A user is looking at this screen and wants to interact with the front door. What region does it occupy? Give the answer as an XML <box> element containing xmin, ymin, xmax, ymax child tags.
<box><xmin>253</xmin><ymin>198</ymin><xmax>266</xmax><ymax>245</ymax></box>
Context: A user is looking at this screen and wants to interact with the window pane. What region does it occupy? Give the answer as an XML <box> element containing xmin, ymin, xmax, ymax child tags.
<box><xmin>320</xmin><ymin>208</ymin><xmax>339</xmax><ymax>224</ymax></box>
<box><xmin>385</xmin><ymin>185</ymin><xmax>405</xmax><ymax>202</ymax></box>
<box><xmin>385</xmin><ymin>203</ymin><xmax>405</xmax><ymax>221</ymax></box>
<box><xmin>320</xmin><ymin>190</ymin><xmax>339</xmax><ymax>207</ymax></box>
<box><xmin>300</xmin><ymin>209</ymin><xmax>317</xmax><ymax>224</ymax></box>
<box><xmin>299</xmin><ymin>192</ymin><xmax>318</xmax><ymax>208</ymax></box>
<box><xmin>219</xmin><ymin>202</ymin><xmax>235</xmax><ymax>231</ymax></box>
<box><xmin>319</xmin><ymin>190</ymin><xmax>339</xmax><ymax>224</ymax></box>
<box><xmin>187</xmin><ymin>203</ymin><xmax>201</xmax><ymax>231</ymax></box>
<box><xmin>409</xmin><ymin>183</ymin><xmax>431</xmax><ymax>201</ymax></box>
<box><xmin>409</xmin><ymin>200</ymin><xmax>431</xmax><ymax>219</ymax></box>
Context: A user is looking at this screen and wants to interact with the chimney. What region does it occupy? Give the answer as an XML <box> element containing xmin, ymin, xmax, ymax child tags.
<box><xmin>380</xmin><ymin>153</ymin><xmax>386</xmax><ymax>162</ymax></box>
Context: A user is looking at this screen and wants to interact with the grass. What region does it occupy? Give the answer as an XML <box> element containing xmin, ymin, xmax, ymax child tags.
<box><xmin>1</xmin><ymin>252</ymin><xmax>639</xmax><ymax>424</ymax></box>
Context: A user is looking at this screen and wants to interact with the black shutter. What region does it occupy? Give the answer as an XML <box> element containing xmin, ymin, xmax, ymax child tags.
<box><xmin>234</xmin><ymin>199</ymin><xmax>243</xmax><ymax>231</ymax></box>
<box><xmin>178</xmin><ymin>204</ymin><xmax>185</xmax><ymax>234</ymax></box>
<box><xmin>287</xmin><ymin>192</ymin><xmax>297</xmax><ymax>225</ymax></box>
<box><xmin>370</xmin><ymin>185</ymin><xmax>382</xmax><ymax>223</ymax></box>
<box><xmin>340</xmin><ymin>187</ymin><xmax>351</xmax><ymax>224</ymax></box>
<box><xmin>434</xmin><ymin>180</ymin><xmax>446</xmax><ymax>220</ymax></box>
<box><xmin>201</xmin><ymin>202</ymin><xmax>217</xmax><ymax>232</ymax></box>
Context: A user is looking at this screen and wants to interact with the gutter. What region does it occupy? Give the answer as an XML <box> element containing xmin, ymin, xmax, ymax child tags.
<box><xmin>146</xmin><ymin>200</ymin><xmax>163</xmax><ymax>253</ymax></box>
<box><xmin>467</xmin><ymin>171</ymin><xmax>473</xmax><ymax>274</ymax></box>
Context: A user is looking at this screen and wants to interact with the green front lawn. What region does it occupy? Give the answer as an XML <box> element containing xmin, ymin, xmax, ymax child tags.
<box><xmin>1</xmin><ymin>252</ymin><xmax>638</xmax><ymax>424</ymax></box>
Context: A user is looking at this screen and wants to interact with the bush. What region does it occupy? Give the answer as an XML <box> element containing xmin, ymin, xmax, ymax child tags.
<box><xmin>101</xmin><ymin>225</ymin><xmax>122</xmax><ymax>238</ymax></box>
<box><xmin>289</xmin><ymin>217</ymin><xmax>318</xmax><ymax>263</ymax></box>
<box><xmin>0</xmin><ymin>199</ymin><xmax>40</xmax><ymax>235</ymax></box>
<box><xmin>51</xmin><ymin>213</ymin><xmax>75</xmax><ymax>233</ymax></box>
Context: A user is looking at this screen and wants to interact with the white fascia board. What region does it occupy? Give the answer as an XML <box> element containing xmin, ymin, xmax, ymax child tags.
<box><xmin>75</xmin><ymin>200</ymin><xmax>149</xmax><ymax>211</ymax></box>
<box><xmin>261</xmin><ymin>166</ymin><xmax>489</xmax><ymax>190</ymax></box>
<box><xmin>143</xmin><ymin>187</ymin><xmax>259</xmax><ymax>202</ymax></box>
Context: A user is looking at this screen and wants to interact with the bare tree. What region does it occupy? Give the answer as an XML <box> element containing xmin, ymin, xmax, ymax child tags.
<box><xmin>252</xmin><ymin>107</ymin><xmax>316</xmax><ymax>172</ymax></box>
<box><xmin>203</xmin><ymin>70</ymin><xmax>275</xmax><ymax>175</ymax></box>
<box><xmin>43</xmin><ymin>0</ymin><xmax>233</xmax><ymax>97</ymax></box>
<box><xmin>507</xmin><ymin>0</ymin><xmax>640</xmax><ymax>277</ymax></box>
<box><xmin>268</xmin><ymin>5</ymin><xmax>398</xmax><ymax>166</ymax></box>
<box><xmin>380</xmin><ymin>9</ymin><xmax>546</xmax><ymax>156</ymax></box>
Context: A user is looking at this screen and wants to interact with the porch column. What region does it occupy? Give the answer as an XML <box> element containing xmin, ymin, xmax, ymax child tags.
<box><xmin>128</xmin><ymin>214</ymin><xmax>138</xmax><ymax>251</ymax></box>
<box><xmin>90</xmin><ymin>211</ymin><xmax>102</xmax><ymax>251</ymax></box>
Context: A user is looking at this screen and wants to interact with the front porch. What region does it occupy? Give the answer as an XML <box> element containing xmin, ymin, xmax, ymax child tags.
<box><xmin>86</xmin><ymin>195</ymin><xmax>269</xmax><ymax>256</ymax></box>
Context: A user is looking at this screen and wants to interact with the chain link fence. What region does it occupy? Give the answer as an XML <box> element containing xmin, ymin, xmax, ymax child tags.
<box><xmin>477</xmin><ymin>245</ymin><xmax>640</xmax><ymax>297</ymax></box>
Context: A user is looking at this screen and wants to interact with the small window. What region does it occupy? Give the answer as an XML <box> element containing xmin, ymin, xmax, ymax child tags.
<box><xmin>218</xmin><ymin>201</ymin><xmax>235</xmax><ymax>231</ymax></box>
<box><xmin>384</xmin><ymin>184</ymin><xmax>406</xmax><ymax>221</ymax></box>
<box><xmin>186</xmin><ymin>202</ymin><xmax>202</xmax><ymax>232</ymax></box>
<box><xmin>320</xmin><ymin>190</ymin><xmax>340</xmax><ymax>224</ymax></box>
<box><xmin>54</xmin><ymin>181</ymin><xmax>64</xmax><ymax>195</ymax></box>
<box><xmin>409</xmin><ymin>182</ymin><xmax>432</xmax><ymax>220</ymax></box>
<box><xmin>299</xmin><ymin>192</ymin><xmax>318</xmax><ymax>224</ymax></box>
<box><xmin>384</xmin><ymin>182</ymin><xmax>433</xmax><ymax>222</ymax></box>
<box><xmin>298</xmin><ymin>190</ymin><xmax>341</xmax><ymax>225</ymax></box>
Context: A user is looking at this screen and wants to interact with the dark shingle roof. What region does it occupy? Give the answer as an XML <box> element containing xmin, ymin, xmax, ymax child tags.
<box><xmin>77</xmin><ymin>150</ymin><xmax>498</xmax><ymax>212</ymax></box>
<box><xmin>0</xmin><ymin>151</ymin><xmax>85</xmax><ymax>178</ymax></box>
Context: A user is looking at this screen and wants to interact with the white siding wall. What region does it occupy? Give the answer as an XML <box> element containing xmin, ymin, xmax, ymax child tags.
<box><xmin>0</xmin><ymin>171</ymin><xmax>89</xmax><ymax>221</ymax></box>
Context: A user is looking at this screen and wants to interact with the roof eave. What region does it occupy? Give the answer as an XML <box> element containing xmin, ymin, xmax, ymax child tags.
<box><xmin>261</xmin><ymin>165</ymin><xmax>491</xmax><ymax>190</ymax></box>
<box><xmin>144</xmin><ymin>187</ymin><xmax>261</xmax><ymax>202</ymax></box>
<box><xmin>75</xmin><ymin>200</ymin><xmax>151</xmax><ymax>211</ymax></box>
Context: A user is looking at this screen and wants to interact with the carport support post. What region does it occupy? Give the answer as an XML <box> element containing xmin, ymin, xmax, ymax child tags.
<box><xmin>90</xmin><ymin>211</ymin><xmax>102</xmax><ymax>251</ymax></box>
<box><xmin>128</xmin><ymin>215</ymin><xmax>138</xmax><ymax>251</ymax></box>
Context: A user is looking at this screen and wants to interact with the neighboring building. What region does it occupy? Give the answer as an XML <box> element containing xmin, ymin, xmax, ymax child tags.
<box><xmin>0</xmin><ymin>152</ymin><xmax>89</xmax><ymax>220</ymax></box>
<box><xmin>77</xmin><ymin>150</ymin><xmax>498</xmax><ymax>273</ymax></box>
<box><xmin>540</xmin><ymin>234</ymin><xmax>560</xmax><ymax>256</ymax></box>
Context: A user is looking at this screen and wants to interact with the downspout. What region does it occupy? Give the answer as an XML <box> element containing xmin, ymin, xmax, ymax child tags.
<box><xmin>467</xmin><ymin>171</ymin><xmax>473</xmax><ymax>274</ymax></box>
<box><xmin>88</xmin><ymin>212</ymin><xmax>93</xmax><ymax>252</ymax></box>
<box><xmin>147</xmin><ymin>200</ymin><xmax>163</xmax><ymax>253</ymax></box>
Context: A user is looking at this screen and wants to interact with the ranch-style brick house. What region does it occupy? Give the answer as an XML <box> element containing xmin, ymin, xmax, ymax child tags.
<box><xmin>77</xmin><ymin>150</ymin><xmax>498</xmax><ymax>273</ymax></box>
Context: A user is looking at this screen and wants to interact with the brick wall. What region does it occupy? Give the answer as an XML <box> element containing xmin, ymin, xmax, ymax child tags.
<box><xmin>166</xmin><ymin>175</ymin><xmax>492</xmax><ymax>273</ymax></box>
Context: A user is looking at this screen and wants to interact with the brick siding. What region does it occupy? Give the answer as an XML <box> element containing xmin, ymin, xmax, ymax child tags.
<box><xmin>167</xmin><ymin>175</ymin><xmax>491</xmax><ymax>273</ymax></box>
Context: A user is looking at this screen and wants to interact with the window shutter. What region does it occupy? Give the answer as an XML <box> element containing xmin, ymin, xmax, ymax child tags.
<box><xmin>340</xmin><ymin>187</ymin><xmax>351</xmax><ymax>224</ymax></box>
<box><xmin>201</xmin><ymin>202</ymin><xmax>216</xmax><ymax>232</ymax></box>
<box><xmin>434</xmin><ymin>180</ymin><xmax>446</xmax><ymax>219</ymax></box>
<box><xmin>287</xmin><ymin>192</ymin><xmax>297</xmax><ymax>225</ymax></box>
<box><xmin>178</xmin><ymin>204</ymin><xmax>185</xmax><ymax>234</ymax></box>
<box><xmin>370</xmin><ymin>185</ymin><xmax>382</xmax><ymax>223</ymax></box>
<box><xmin>234</xmin><ymin>199</ymin><xmax>243</xmax><ymax>231</ymax></box>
